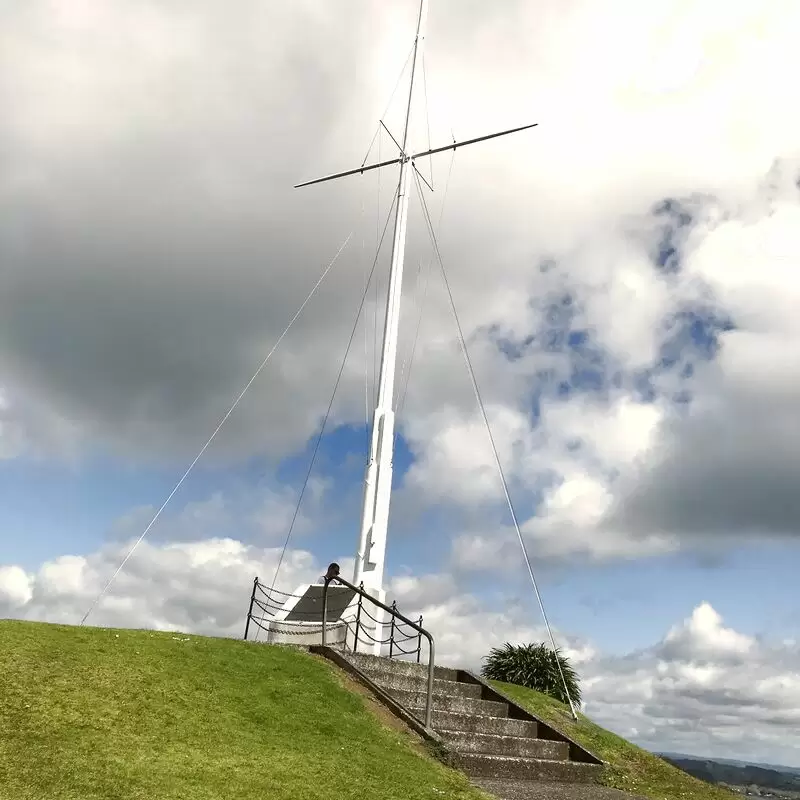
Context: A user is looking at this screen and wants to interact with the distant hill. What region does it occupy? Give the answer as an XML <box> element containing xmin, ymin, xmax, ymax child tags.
<box><xmin>659</xmin><ymin>754</ymin><xmax>800</xmax><ymax>795</ymax></box>
<box><xmin>659</xmin><ymin>753</ymin><xmax>800</xmax><ymax>776</ymax></box>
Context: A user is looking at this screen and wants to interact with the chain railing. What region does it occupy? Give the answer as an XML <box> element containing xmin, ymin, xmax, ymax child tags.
<box><xmin>243</xmin><ymin>574</ymin><xmax>427</xmax><ymax>662</ymax></box>
<box><xmin>243</xmin><ymin>578</ymin><xmax>355</xmax><ymax>641</ymax></box>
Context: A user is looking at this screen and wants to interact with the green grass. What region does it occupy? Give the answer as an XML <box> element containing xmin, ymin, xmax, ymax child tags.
<box><xmin>0</xmin><ymin>620</ymin><xmax>487</xmax><ymax>800</ymax></box>
<box><xmin>489</xmin><ymin>680</ymin><xmax>737</xmax><ymax>800</ymax></box>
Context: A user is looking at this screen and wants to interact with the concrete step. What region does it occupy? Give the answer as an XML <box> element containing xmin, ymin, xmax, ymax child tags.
<box><xmin>413</xmin><ymin>708</ymin><xmax>538</xmax><ymax>737</ymax></box>
<box><xmin>368</xmin><ymin>671</ymin><xmax>483</xmax><ymax>699</ymax></box>
<box><xmin>453</xmin><ymin>753</ymin><xmax>603</xmax><ymax>785</ymax></box>
<box><xmin>393</xmin><ymin>689</ymin><xmax>508</xmax><ymax>717</ymax></box>
<box><xmin>343</xmin><ymin>652</ymin><xmax>459</xmax><ymax>682</ymax></box>
<box><xmin>473</xmin><ymin>779</ymin><xmax>635</xmax><ymax>800</ymax></box>
<box><xmin>440</xmin><ymin>730</ymin><xmax>569</xmax><ymax>761</ymax></box>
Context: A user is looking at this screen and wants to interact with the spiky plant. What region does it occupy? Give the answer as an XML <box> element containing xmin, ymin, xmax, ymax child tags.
<box><xmin>481</xmin><ymin>642</ymin><xmax>582</xmax><ymax>707</ymax></box>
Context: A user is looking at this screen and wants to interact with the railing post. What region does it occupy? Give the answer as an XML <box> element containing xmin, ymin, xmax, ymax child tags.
<box><xmin>353</xmin><ymin>583</ymin><xmax>363</xmax><ymax>654</ymax></box>
<box><xmin>389</xmin><ymin>601</ymin><xmax>397</xmax><ymax>658</ymax></box>
<box><xmin>243</xmin><ymin>576</ymin><xmax>258</xmax><ymax>641</ymax></box>
<box><xmin>321</xmin><ymin>581</ymin><xmax>328</xmax><ymax>648</ymax></box>
<box><xmin>424</xmin><ymin>633</ymin><xmax>436</xmax><ymax>729</ymax></box>
<box><xmin>416</xmin><ymin>615</ymin><xmax>423</xmax><ymax>663</ymax></box>
<box><xmin>321</xmin><ymin>562</ymin><xmax>340</xmax><ymax>648</ymax></box>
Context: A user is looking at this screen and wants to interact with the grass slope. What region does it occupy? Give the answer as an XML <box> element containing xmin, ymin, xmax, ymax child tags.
<box><xmin>0</xmin><ymin>620</ymin><xmax>486</xmax><ymax>800</ymax></box>
<box><xmin>490</xmin><ymin>680</ymin><xmax>737</xmax><ymax>800</ymax></box>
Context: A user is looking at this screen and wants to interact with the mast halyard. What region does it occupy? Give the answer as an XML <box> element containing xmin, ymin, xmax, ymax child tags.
<box><xmin>294</xmin><ymin>0</ymin><xmax>538</xmax><ymax>655</ymax></box>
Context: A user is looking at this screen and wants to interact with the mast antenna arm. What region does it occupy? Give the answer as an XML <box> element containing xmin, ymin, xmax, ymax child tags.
<box><xmin>293</xmin><ymin>122</ymin><xmax>538</xmax><ymax>190</ymax></box>
<box><xmin>410</xmin><ymin>122</ymin><xmax>538</xmax><ymax>160</ymax></box>
<box><xmin>294</xmin><ymin>155</ymin><xmax>403</xmax><ymax>189</ymax></box>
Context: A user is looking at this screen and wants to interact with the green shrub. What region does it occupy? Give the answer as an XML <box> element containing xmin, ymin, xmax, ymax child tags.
<box><xmin>481</xmin><ymin>642</ymin><xmax>582</xmax><ymax>707</ymax></box>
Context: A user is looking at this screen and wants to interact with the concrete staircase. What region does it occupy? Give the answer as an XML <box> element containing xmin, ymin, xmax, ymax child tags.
<box><xmin>334</xmin><ymin>651</ymin><xmax>603</xmax><ymax>789</ymax></box>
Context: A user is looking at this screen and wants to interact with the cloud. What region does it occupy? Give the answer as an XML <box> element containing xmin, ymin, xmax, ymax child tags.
<box><xmin>0</xmin><ymin>0</ymin><xmax>410</xmax><ymax>463</ymax></box>
<box><xmin>604</xmin><ymin>171</ymin><xmax>800</xmax><ymax>542</ymax></box>
<box><xmin>400</xmin><ymin>1</ymin><xmax>800</xmax><ymax>561</ymax></box>
<box><xmin>0</xmin><ymin>537</ymin><xmax>325</xmax><ymax>637</ymax></box>
<box><xmin>0</xmin><ymin>393</ymin><xmax>25</xmax><ymax>460</ymax></box>
<box><xmin>656</xmin><ymin>602</ymin><xmax>755</xmax><ymax>664</ymax></box>
<box><xmin>0</xmin><ymin>565</ymin><xmax>33</xmax><ymax>607</ymax></box>
<box><xmin>107</xmin><ymin>479</ymin><xmax>327</xmax><ymax>549</ymax></box>
<box><xmin>4</xmin><ymin>1</ymin><xmax>800</xmax><ymax>565</ymax></box>
<box><xmin>420</xmin><ymin>162</ymin><xmax>800</xmax><ymax>562</ymax></box>
<box><xmin>583</xmin><ymin>603</ymin><xmax>800</xmax><ymax>768</ymax></box>
<box><xmin>3</xmin><ymin>536</ymin><xmax>800</xmax><ymax>767</ymax></box>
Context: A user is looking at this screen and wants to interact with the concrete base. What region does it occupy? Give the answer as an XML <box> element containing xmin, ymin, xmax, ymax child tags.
<box><xmin>266</xmin><ymin>622</ymin><xmax>348</xmax><ymax>647</ymax></box>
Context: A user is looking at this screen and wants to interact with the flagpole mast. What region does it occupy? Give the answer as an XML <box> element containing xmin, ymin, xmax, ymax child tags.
<box><xmin>352</xmin><ymin>0</ymin><xmax>428</xmax><ymax>651</ymax></box>
<box><xmin>293</xmin><ymin>0</ymin><xmax>537</xmax><ymax>656</ymax></box>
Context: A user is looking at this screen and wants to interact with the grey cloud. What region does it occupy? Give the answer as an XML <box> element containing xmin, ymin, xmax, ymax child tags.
<box><xmin>0</xmin><ymin>0</ymin><xmax>430</xmax><ymax>463</ymax></box>
<box><xmin>0</xmin><ymin>0</ymin><xmax>705</xmax><ymax>469</ymax></box>
<box><xmin>6</xmin><ymin>0</ymin><xmax>800</xmax><ymax>581</ymax></box>
<box><xmin>607</xmin><ymin>359</ymin><xmax>800</xmax><ymax>541</ymax></box>
<box><xmin>616</xmin><ymin>435</ymin><xmax>800</xmax><ymax>538</ymax></box>
<box><xmin>593</xmin><ymin>164</ymin><xmax>800</xmax><ymax>545</ymax></box>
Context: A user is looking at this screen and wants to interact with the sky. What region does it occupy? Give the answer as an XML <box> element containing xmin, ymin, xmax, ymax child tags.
<box><xmin>2</xmin><ymin>0</ymin><xmax>800</xmax><ymax>769</ymax></box>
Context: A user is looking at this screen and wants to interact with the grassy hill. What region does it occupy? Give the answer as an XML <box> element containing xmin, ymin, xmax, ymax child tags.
<box><xmin>0</xmin><ymin>619</ymin><xmax>737</xmax><ymax>800</ymax></box>
<box><xmin>491</xmin><ymin>680</ymin><xmax>737</xmax><ymax>800</ymax></box>
<box><xmin>0</xmin><ymin>620</ymin><xmax>485</xmax><ymax>800</ymax></box>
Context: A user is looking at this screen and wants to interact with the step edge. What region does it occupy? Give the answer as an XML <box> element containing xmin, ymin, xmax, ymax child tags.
<box><xmin>456</xmin><ymin>753</ymin><xmax>601</xmax><ymax>766</ymax></box>
<box><xmin>395</xmin><ymin>689</ymin><xmax>506</xmax><ymax>702</ymax></box>
<box><xmin>439</xmin><ymin>731</ymin><xmax>559</xmax><ymax>744</ymax></box>
<box><xmin>385</xmin><ymin>684</ymin><xmax>486</xmax><ymax>694</ymax></box>
<box><xmin>407</xmin><ymin>706</ymin><xmax>511</xmax><ymax>719</ymax></box>
<box><xmin>345</xmin><ymin>656</ymin><xmax>456</xmax><ymax>672</ymax></box>
<box><xmin>444</xmin><ymin>741</ymin><xmax>570</xmax><ymax>759</ymax></box>
<box><xmin>451</xmin><ymin>749</ymin><xmax>569</xmax><ymax>761</ymax></box>
<box><xmin>365</xmin><ymin>674</ymin><xmax>481</xmax><ymax>692</ymax></box>
<box><xmin>383</xmin><ymin>687</ymin><xmax>483</xmax><ymax>700</ymax></box>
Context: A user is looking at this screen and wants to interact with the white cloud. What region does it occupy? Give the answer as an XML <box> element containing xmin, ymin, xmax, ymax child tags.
<box><xmin>423</xmin><ymin>160</ymin><xmax>800</xmax><ymax>561</ymax></box>
<box><xmin>542</xmin><ymin>396</ymin><xmax>664</xmax><ymax>472</ymax></box>
<box><xmin>573</xmin><ymin>604</ymin><xmax>800</xmax><ymax>768</ymax></box>
<box><xmin>1</xmin><ymin>0</ymin><xmax>797</xmax><ymax>478</ymax></box>
<box><xmin>0</xmin><ymin>565</ymin><xmax>33</xmax><ymax>607</ymax></box>
<box><xmin>658</xmin><ymin>602</ymin><xmax>755</xmax><ymax>662</ymax></box>
<box><xmin>397</xmin><ymin>0</ymin><xmax>800</xmax><ymax>562</ymax></box>
<box><xmin>403</xmin><ymin>405</ymin><xmax>537</xmax><ymax>506</ymax></box>
<box><xmin>0</xmin><ymin>538</ymin><xmax>326</xmax><ymax>637</ymax></box>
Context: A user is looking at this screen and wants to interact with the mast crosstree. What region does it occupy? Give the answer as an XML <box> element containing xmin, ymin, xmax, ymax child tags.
<box><xmin>295</xmin><ymin>0</ymin><xmax>537</xmax><ymax>654</ymax></box>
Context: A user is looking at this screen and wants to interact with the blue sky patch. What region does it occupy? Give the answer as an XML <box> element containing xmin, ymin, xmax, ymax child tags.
<box><xmin>652</xmin><ymin>197</ymin><xmax>695</xmax><ymax>273</ymax></box>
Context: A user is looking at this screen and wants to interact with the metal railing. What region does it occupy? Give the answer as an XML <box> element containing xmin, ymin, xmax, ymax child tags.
<box><xmin>242</xmin><ymin>565</ymin><xmax>437</xmax><ymax>729</ymax></box>
<box><xmin>321</xmin><ymin>563</ymin><xmax>436</xmax><ymax>729</ymax></box>
<box><xmin>243</xmin><ymin>576</ymin><xmax>428</xmax><ymax>661</ymax></box>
